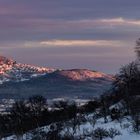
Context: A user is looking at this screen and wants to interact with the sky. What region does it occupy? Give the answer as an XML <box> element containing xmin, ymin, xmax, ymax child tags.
<box><xmin>0</xmin><ymin>0</ymin><xmax>140</xmax><ymax>74</ymax></box>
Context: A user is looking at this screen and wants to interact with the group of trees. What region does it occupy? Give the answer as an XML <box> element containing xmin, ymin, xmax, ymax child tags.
<box><xmin>0</xmin><ymin>96</ymin><xmax>78</xmax><ymax>139</ymax></box>
<box><xmin>0</xmin><ymin>94</ymin><xmax>122</xmax><ymax>139</ymax></box>
<box><xmin>112</xmin><ymin>38</ymin><xmax>140</xmax><ymax>133</ymax></box>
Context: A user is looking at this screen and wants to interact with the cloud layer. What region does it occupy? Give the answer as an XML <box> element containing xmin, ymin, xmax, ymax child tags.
<box><xmin>40</xmin><ymin>39</ymin><xmax>124</xmax><ymax>47</ymax></box>
<box><xmin>0</xmin><ymin>0</ymin><xmax>139</xmax><ymax>73</ymax></box>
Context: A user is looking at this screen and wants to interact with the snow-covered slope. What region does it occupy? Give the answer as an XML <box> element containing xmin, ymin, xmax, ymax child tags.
<box><xmin>3</xmin><ymin>115</ymin><xmax>140</xmax><ymax>140</ymax></box>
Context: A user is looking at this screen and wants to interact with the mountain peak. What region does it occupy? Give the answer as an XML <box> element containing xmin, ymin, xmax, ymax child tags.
<box><xmin>0</xmin><ymin>56</ymin><xmax>55</xmax><ymax>83</ymax></box>
<box><xmin>55</xmin><ymin>69</ymin><xmax>113</xmax><ymax>81</ymax></box>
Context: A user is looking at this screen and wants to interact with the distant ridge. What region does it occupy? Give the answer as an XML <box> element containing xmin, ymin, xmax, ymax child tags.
<box><xmin>0</xmin><ymin>56</ymin><xmax>113</xmax><ymax>83</ymax></box>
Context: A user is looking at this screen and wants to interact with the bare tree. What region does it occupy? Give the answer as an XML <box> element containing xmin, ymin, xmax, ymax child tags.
<box><xmin>114</xmin><ymin>62</ymin><xmax>140</xmax><ymax>114</ymax></box>
<box><xmin>135</xmin><ymin>38</ymin><xmax>140</xmax><ymax>61</ymax></box>
<box><xmin>108</xmin><ymin>128</ymin><xmax>121</xmax><ymax>140</ymax></box>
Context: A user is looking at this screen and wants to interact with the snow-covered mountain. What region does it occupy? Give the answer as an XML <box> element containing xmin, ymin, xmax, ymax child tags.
<box><xmin>0</xmin><ymin>55</ymin><xmax>114</xmax><ymax>83</ymax></box>
<box><xmin>0</xmin><ymin>56</ymin><xmax>55</xmax><ymax>83</ymax></box>
<box><xmin>0</xmin><ymin>56</ymin><xmax>114</xmax><ymax>99</ymax></box>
